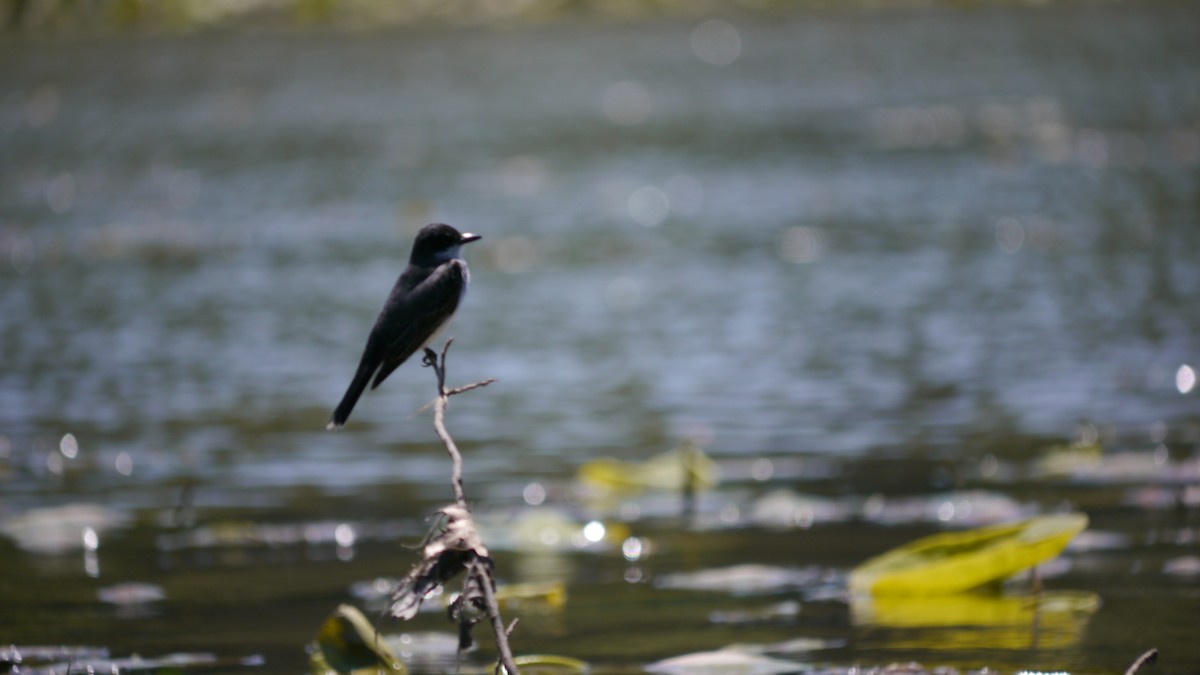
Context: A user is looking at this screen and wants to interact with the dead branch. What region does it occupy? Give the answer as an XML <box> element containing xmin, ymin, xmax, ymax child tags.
<box><xmin>1124</xmin><ymin>648</ymin><xmax>1158</xmax><ymax>675</ymax></box>
<box><xmin>422</xmin><ymin>341</ymin><xmax>495</xmax><ymax>506</ymax></box>
<box><xmin>389</xmin><ymin>340</ymin><xmax>517</xmax><ymax>675</ymax></box>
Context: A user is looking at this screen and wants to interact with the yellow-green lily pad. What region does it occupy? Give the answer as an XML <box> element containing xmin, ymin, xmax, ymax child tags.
<box><xmin>313</xmin><ymin>604</ymin><xmax>406</xmax><ymax>674</ymax></box>
<box><xmin>849</xmin><ymin>513</ymin><xmax>1088</xmax><ymax>596</ymax></box>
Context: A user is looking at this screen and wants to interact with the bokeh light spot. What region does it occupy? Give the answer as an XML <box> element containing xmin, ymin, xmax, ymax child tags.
<box><xmin>628</xmin><ymin>186</ymin><xmax>669</xmax><ymax>226</ymax></box>
<box><xmin>45</xmin><ymin>452</ymin><xmax>63</xmax><ymax>476</ymax></box>
<box><xmin>690</xmin><ymin>19</ymin><xmax>741</xmax><ymax>66</ymax></box>
<box><xmin>1177</xmin><ymin>364</ymin><xmax>1196</xmax><ymax>394</ymax></box>
<box><xmin>751</xmin><ymin>458</ymin><xmax>774</xmax><ymax>482</ymax></box>
<box><xmin>334</xmin><ymin>523</ymin><xmax>356</xmax><ymax>548</ymax></box>
<box><xmin>523</xmin><ymin>482</ymin><xmax>546</xmax><ymax>506</ymax></box>
<box><xmin>538</xmin><ymin>527</ymin><xmax>561</xmax><ymax>547</ymax></box>
<box><xmin>995</xmin><ymin>216</ymin><xmax>1025</xmax><ymax>254</ymax></box>
<box><xmin>115</xmin><ymin>451</ymin><xmax>134</xmax><ymax>476</ymax></box>
<box><xmin>82</xmin><ymin>527</ymin><xmax>99</xmax><ymax>551</ymax></box>
<box><xmin>622</xmin><ymin>536</ymin><xmax>643</xmax><ymax>561</ymax></box>
<box><xmin>937</xmin><ymin>501</ymin><xmax>955</xmax><ymax>522</ymax></box>
<box><xmin>779</xmin><ymin>226</ymin><xmax>825</xmax><ymax>264</ymax></box>
<box><xmin>583</xmin><ymin>520</ymin><xmax>606</xmax><ymax>543</ymax></box>
<box><xmin>59</xmin><ymin>433</ymin><xmax>78</xmax><ymax>459</ymax></box>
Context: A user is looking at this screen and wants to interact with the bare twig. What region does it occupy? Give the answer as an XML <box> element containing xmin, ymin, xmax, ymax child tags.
<box><xmin>470</xmin><ymin>557</ymin><xmax>519</xmax><ymax>675</ymax></box>
<box><xmin>415</xmin><ymin>341</ymin><xmax>518</xmax><ymax>675</ymax></box>
<box><xmin>421</xmin><ymin>341</ymin><xmax>496</xmax><ymax>506</ymax></box>
<box><xmin>1124</xmin><ymin>648</ymin><xmax>1158</xmax><ymax>675</ymax></box>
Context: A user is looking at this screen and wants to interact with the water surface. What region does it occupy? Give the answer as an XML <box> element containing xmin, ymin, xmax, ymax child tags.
<box><xmin>2</xmin><ymin>3</ymin><xmax>1198</xmax><ymax>673</ymax></box>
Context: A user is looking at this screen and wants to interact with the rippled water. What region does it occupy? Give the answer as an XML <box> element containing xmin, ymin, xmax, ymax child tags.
<box><xmin>2</xmin><ymin>3</ymin><xmax>1199</xmax><ymax>673</ymax></box>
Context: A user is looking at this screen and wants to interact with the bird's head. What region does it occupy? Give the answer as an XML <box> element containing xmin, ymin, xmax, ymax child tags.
<box><xmin>410</xmin><ymin>223</ymin><xmax>481</xmax><ymax>264</ymax></box>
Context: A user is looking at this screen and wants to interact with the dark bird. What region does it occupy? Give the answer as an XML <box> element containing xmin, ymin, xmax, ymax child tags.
<box><xmin>328</xmin><ymin>223</ymin><xmax>481</xmax><ymax>429</ymax></box>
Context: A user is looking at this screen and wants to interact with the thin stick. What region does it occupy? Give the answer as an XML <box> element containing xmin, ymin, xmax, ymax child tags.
<box><xmin>473</xmin><ymin>557</ymin><xmax>519</xmax><ymax>675</ymax></box>
<box><xmin>422</xmin><ymin>342</ymin><xmax>517</xmax><ymax>675</ymax></box>
<box><xmin>1124</xmin><ymin>648</ymin><xmax>1158</xmax><ymax>675</ymax></box>
<box><xmin>421</xmin><ymin>342</ymin><xmax>494</xmax><ymax>506</ymax></box>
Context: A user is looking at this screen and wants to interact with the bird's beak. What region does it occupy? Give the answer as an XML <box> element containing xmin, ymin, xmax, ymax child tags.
<box><xmin>460</xmin><ymin>233</ymin><xmax>482</xmax><ymax>243</ymax></box>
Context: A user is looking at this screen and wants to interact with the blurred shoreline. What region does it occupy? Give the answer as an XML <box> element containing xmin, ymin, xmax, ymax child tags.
<box><xmin>3</xmin><ymin>0</ymin><xmax>1181</xmax><ymax>35</ymax></box>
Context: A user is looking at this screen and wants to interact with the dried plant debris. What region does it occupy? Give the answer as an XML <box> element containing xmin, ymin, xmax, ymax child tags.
<box><xmin>353</xmin><ymin>576</ymin><xmax>566</xmax><ymax>617</ymax></box>
<box><xmin>388</xmin><ymin>505</ymin><xmax>490</xmax><ymax>622</ymax></box>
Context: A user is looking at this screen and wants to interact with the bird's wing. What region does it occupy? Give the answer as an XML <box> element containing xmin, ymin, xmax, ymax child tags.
<box><xmin>369</xmin><ymin>259</ymin><xmax>468</xmax><ymax>389</ymax></box>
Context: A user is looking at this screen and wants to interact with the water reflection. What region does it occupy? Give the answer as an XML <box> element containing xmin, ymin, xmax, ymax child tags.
<box><xmin>852</xmin><ymin>591</ymin><xmax>1099</xmax><ymax>651</ymax></box>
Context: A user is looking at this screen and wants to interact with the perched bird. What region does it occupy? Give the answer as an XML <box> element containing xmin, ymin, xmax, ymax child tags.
<box><xmin>328</xmin><ymin>223</ymin><xmax>481</xmax><ymax>429</ymax></box>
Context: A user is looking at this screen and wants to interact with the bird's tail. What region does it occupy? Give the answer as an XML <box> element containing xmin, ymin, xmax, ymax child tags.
<box><xmin>327</xmin><ymin>362</ymin><xmax>375</xmax><ymax>430</ymax></box>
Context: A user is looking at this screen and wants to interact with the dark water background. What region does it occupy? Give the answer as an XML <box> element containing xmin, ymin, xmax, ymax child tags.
<box><xmin>2</xmin><ymin>2</ymin><xmax>1199</xmax><ymax>673</ymax></box>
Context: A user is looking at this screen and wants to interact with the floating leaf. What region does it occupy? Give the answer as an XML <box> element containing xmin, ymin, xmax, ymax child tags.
<box><xmin>849</xmin><ymin>513</ymin><xmax>1088</xmax><ymax>596</ymax></box>
<box><xmin>494</xmin><ymin>580</ymin><xmax>568</xmax><ymax>612</ymax></box>
<box><xmin>510</xmin><ymin>653</ymin><xmax>590</xmax><ymax>673</ymax></box>
<box><xmin>577</xmin><ymin>441</ymin><xmax>718</xmax><ymax>494</ymax></box>
<box><xmin>314</xmin><ymin>604</ymin><xmax>406</xmax><ymax>674</ymax></box>
<box><xmin>1031</xmin><ymin>442</ymin><xmax>1104</xmax><ymax>479</ymax></box>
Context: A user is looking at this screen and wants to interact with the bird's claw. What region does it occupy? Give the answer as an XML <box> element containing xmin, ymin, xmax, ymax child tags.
<box><xmin>422</xmin><ymin>347</ymin><xmax>439</xmax><ymax>368</ymax></box>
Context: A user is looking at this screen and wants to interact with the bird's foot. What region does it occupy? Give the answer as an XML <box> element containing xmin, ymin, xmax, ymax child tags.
<box><xmin>421</xmin><ymin>347</ymin><xmax>439</xmax><ymax>368</ymax></box>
